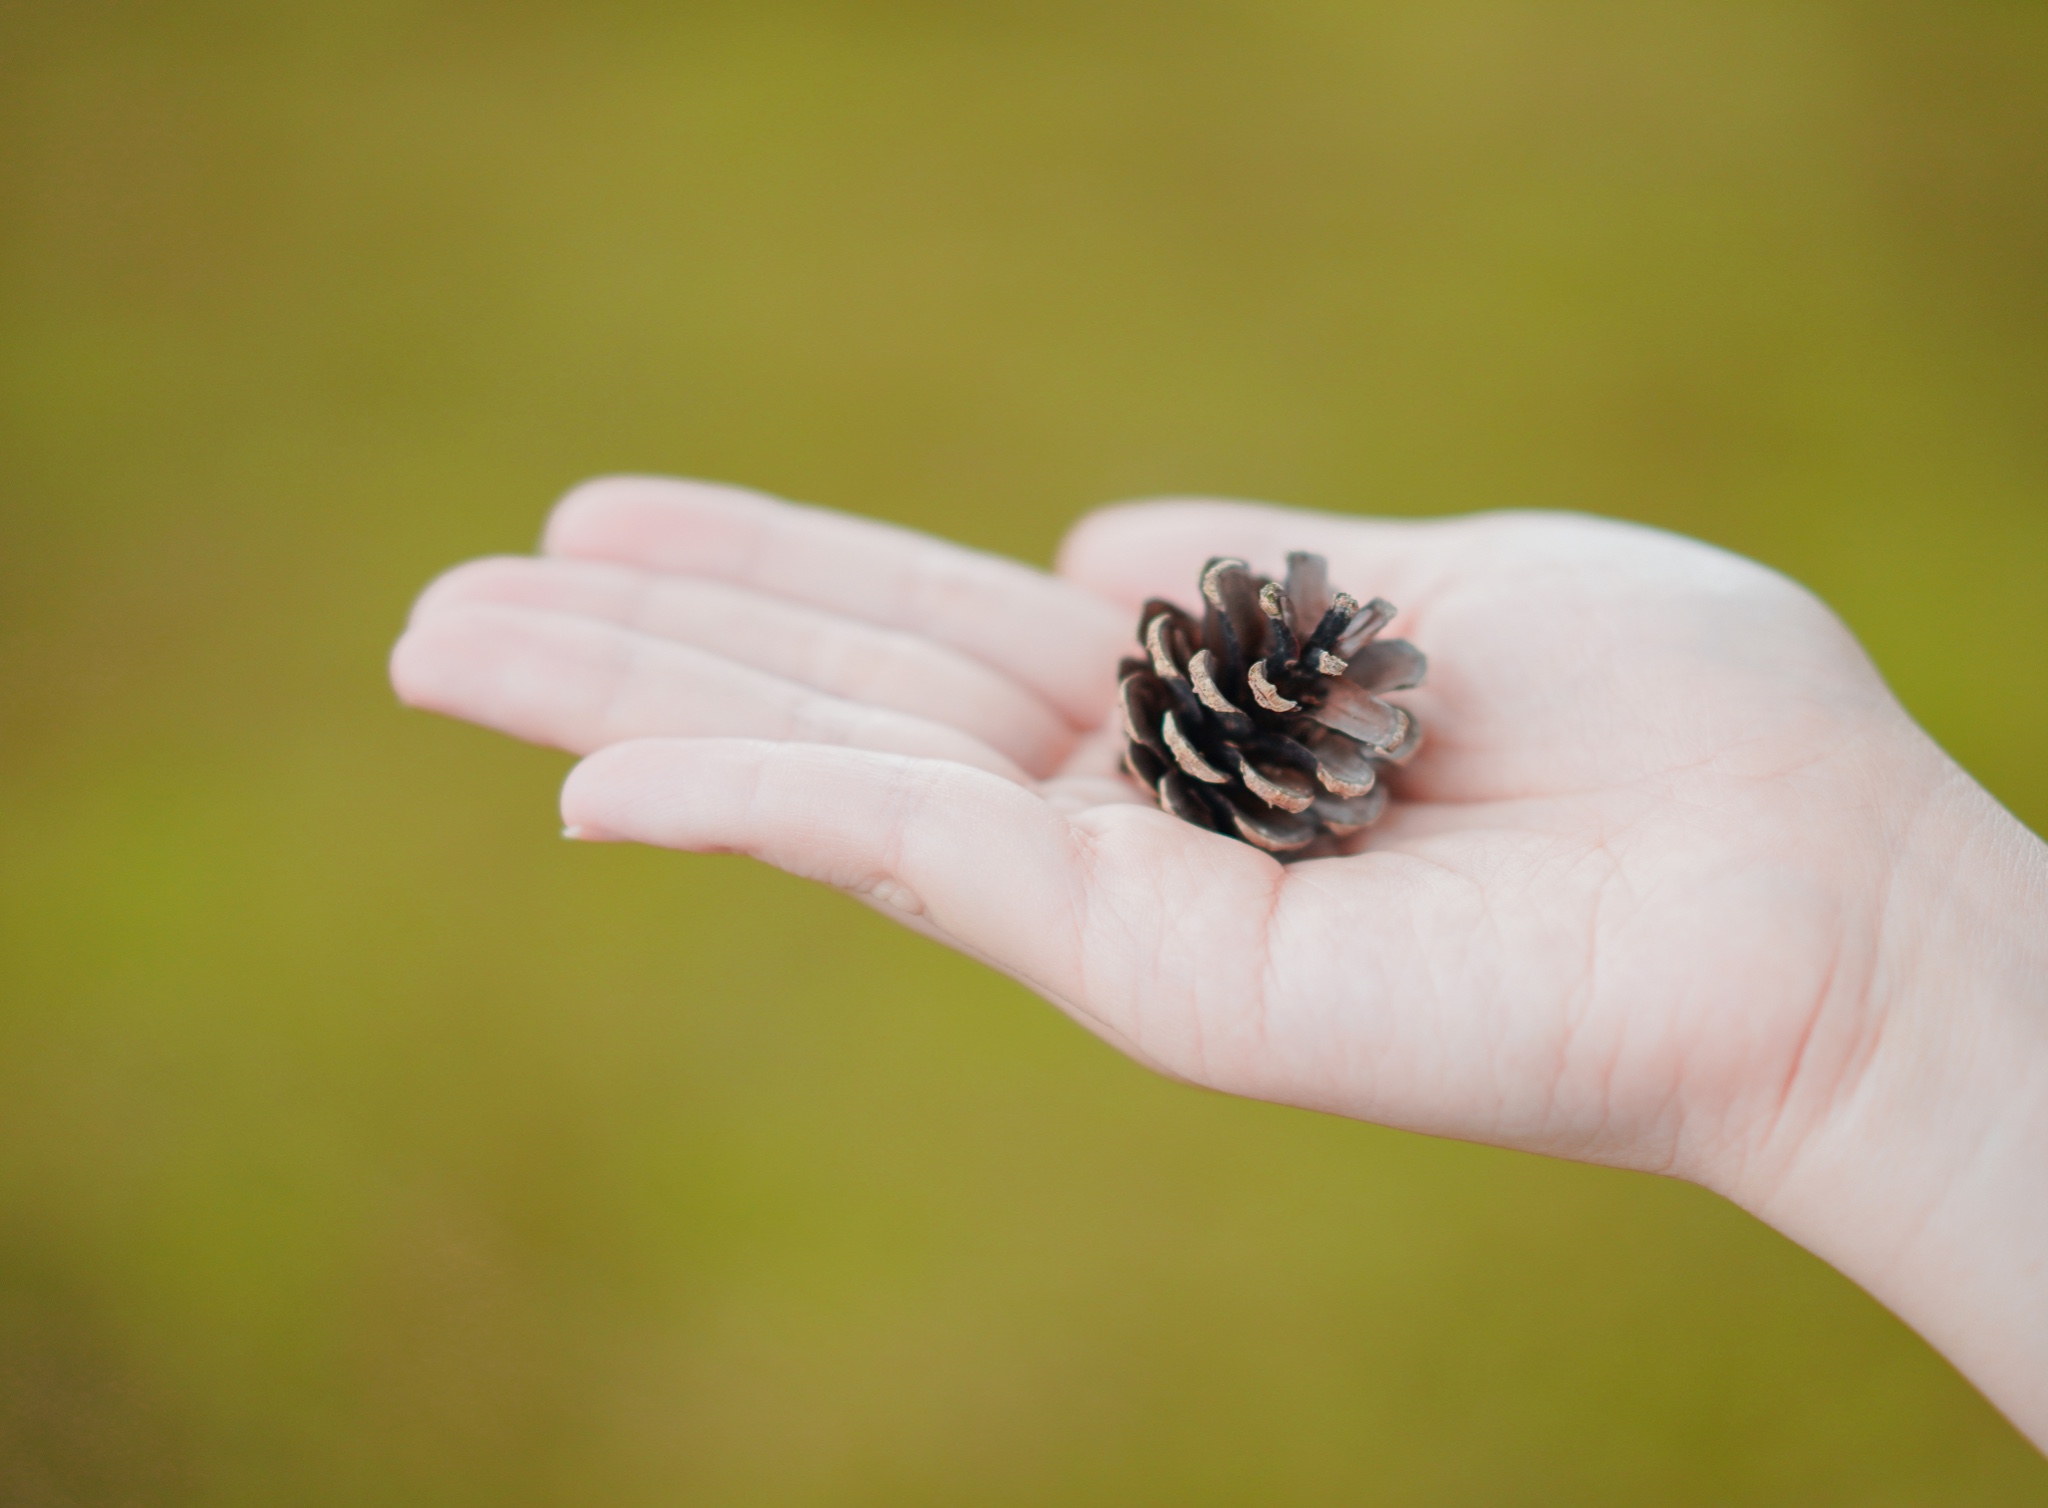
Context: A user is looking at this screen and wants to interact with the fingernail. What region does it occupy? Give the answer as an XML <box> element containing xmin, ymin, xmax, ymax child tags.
<box><xmin>562</xmin><ymin>825</ymin><xmax>590</xmax><ymax>840</ymax></box>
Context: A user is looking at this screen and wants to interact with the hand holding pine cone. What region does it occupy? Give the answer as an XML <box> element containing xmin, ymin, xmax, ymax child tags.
<box><xmin>1118</xmin><ymin>553</ymin><xmax>1425</xmax><ymax>857</ymax></box>
<box><xmin>402</xmin><ymin>480</ymin><xmax>2048</xmax><ymax>1442</ymax></box>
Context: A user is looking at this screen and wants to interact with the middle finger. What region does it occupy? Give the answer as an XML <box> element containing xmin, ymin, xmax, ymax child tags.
<box><xmin>411</xmin><ymin>555</ymin><xmax>1078</xmax><ymax>776</ymax></box>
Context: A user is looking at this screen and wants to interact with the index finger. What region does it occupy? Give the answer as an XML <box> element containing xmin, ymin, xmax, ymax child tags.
<box><xmin>544</xmin><ymin>477</ymin><xmax>1132</xmax><ymax>728</ymax></box>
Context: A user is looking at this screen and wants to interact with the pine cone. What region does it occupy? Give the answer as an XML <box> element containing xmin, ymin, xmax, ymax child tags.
<box><xmin>1117</xmin><ymin>553</ymin><xmax>1425</xmax><ymax>857</ymax></box>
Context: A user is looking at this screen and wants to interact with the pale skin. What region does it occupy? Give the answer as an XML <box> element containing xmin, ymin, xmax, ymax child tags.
<box><xmin>392</xmin><ymin>476</ymin><xmax>2048</xmax><ymax>1447</ymax></box>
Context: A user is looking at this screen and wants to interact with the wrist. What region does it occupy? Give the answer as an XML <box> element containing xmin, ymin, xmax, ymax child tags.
<box><xmin>1742</xmin><ymin>750</ymin><xmax>2048</xmax><ymax>1445</ymax></box>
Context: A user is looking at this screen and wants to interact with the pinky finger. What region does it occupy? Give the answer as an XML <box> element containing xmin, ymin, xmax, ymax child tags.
<box><xmin>557</xmin><ymin>738</ymin><xmax>1275</xmax><ymax>1076</ymax></box>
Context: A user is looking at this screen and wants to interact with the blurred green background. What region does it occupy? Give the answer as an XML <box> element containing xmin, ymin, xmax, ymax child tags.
<box><xmin>3</xmin><ymin>0</ymin><xmax>2046</xmax><ymax>1502</ymax></box>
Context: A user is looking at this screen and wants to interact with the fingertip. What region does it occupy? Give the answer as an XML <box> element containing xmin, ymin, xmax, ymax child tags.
<box><xmin>540</xmin><ymin>475</ymin><xmax>655</xmax><ymax>555</ymax></box>
<box><xmin>387</xmin><ymin>604</ymin><xmax>520</xmax><ymax>718</ymax></box>
<box><xmin>404</xmin><ymin>555</ymin><xmax>542</xmax><ymax>627</ymax></box>
<box><xmin>387</xmin><ymin>615</ymin><xmax>449</xmax><ymax>711</ymax></box>
<box><xmin>559</xmin><ymin>738</ymin><xmax>686</xmax><ymax>833</ymax></box>
<box><xmin>396</xmin><ymin>567</ymin><xmax>517</xmax><ymax>702</ymax></box>
<box><xmin>541</xmin><ymin>474</ymin><xmax>782</xmax><ymax>560</ymax></box>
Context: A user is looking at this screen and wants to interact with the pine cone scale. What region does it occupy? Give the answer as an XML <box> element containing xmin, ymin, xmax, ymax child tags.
<box><xmin>1344</xmin><ymin>637</ymin><xmax>1427</xmax><ymax>694</ymax></box>
<box><xmin>1282</xmin><ymin>551</ymin><xmax>1332</xmax><ymax>633</ymax></box>
<box><xmin>1162</xmin><ymin>709</ymin><xmax>1231</xmax><ymax>784</ymax></box>
<box><xmin>1310</xmin><ymin>679</ymin><xmax>1408</xmax><ymax>750</ymax></box>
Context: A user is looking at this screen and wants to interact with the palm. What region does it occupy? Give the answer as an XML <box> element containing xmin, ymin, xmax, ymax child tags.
<box><xmin>395</xmin><ymin>479</ymin><xmax>1927</xmax><ymax>1199</ymax></box>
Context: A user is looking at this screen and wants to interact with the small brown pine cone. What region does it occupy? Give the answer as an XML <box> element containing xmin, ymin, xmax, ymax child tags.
<box><xmin>1117</xmin><ymin>553</ymin><xmax>1425</xmax><ymax>858</ymax></box>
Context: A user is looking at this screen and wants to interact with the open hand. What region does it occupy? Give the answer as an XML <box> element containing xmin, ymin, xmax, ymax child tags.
<box><xmin>396</xmin><ymin>475</ymin><xmax>1925</xmax><ymax>1185</ymax></box>
<box><xmin>392</xmin><ymin>476</ymin><xmax>2048</xmax><ymax>1440</ymax></box>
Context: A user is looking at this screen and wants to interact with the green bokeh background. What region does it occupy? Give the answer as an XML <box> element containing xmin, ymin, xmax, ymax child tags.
<box><xmin>4</xmin><ymin>1</ymin><xmax>2047</xmax><ymax>1502</ymax></box>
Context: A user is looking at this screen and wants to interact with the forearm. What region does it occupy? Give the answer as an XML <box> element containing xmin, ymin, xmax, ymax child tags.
<box><xmin>1753</xmin><ymin>766</ymin><xmax>2048</xmax><ymax>1446</ymax></box>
